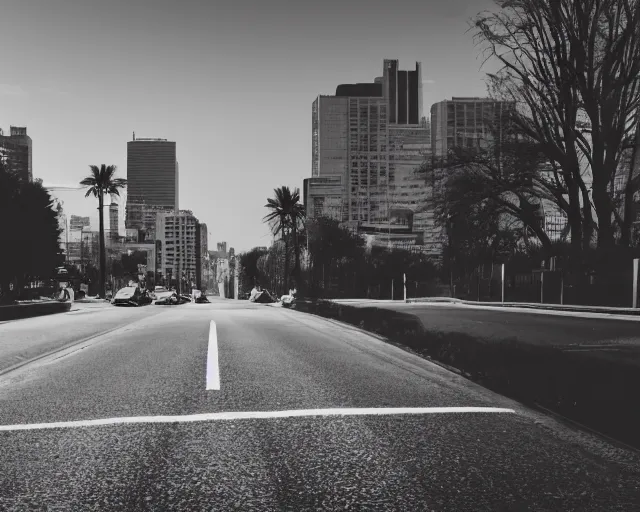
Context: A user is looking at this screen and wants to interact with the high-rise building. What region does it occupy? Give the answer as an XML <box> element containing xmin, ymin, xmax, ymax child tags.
<box><xmin>308</xmin><ymin>59</ymin><xmax>434</xmax><ymax>254</ymax></box>
<box><xmin>109</xmin><ymin>194</ymin><xmax>119</xmax><ymax>241</ymax></box>
<box><xmin>428</xmin><ymin>97</ymin><xmax>517</xmax><ymax>254</ymax></box>
<box><xmin>430</xmin><ymin>97</ymin><xmax>515</xmax><ymax>159</ymax></box>
<box><xmin>382</xmin><ymin>59</ymin><xmax>422</xmax><ymax>125</ymax></box>
<box><xmin>0</xmin><ymin>126</ymin><xmax>32</xmax><ymax>182</ymax></box>
<box><xmin>196</xmin><ymin>222</ymin><xmax>208</xmax><ymax>290</ymax></box>
<box><xmin>126</xmin><ymin>135</ymin><xmax>179</xmax><ymax>230</ymax></box>
<box><xmin>155</xmin><ymin>210</ymin><xmax>198</xmax><ymax>287</ymax></box>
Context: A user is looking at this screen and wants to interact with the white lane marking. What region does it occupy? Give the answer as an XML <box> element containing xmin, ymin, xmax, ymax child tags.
<box><xmin>206</xmin><ymin>320</ymin><xmax>220</xmax><ymax>390</ymax></box>
<box><xmin>0</xmin><ymin>407</ymin><xmax>515</xmax><ymax>432</ymax></box>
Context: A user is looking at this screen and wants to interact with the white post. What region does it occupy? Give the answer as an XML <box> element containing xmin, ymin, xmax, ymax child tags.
<box><xmin>541</xmin><ymin>271</ymin><xmax>544</xmax><ymax>303</ymax></box>
<box><xmin>633</xmin><ymin>258</ymin><xmax>639</xmax><ymax>308</ymax></box>
<box><xmin>501</xmin><ymin>263</ymin><xmax>505</xmax><ymax>303</ymax></box>
<box><xmin>560</xmin><ymin>275</ymin><xmax>564</xmax><ymax>305</ymax></box>
<box><xmin>403</xmin><ymin>273</ymin><xmax>407</xmax><ymax>301</ymax></box>
<box><xmin>391</xmin><ymin>279</ymin><xmax>394</xmax><ymax>300</ymax></box>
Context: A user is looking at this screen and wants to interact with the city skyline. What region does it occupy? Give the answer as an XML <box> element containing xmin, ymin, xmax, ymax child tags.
<box><xmin>0</xmin><ymin>0</ymin><xmax>497</xmax><ymax>253</ymax></box>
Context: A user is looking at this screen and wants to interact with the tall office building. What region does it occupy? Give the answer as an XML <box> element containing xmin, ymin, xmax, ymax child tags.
<box><xmin>126</xmin><ymin>134</ymin><xmax>179</xmax><ymax>230</ymax></box>
<box><xmin>430</xmin><ymin>97</ymin><xmax>515</xmax><ymax>158</ymax></box>
<box><xmin>109</xmin><ymin>194</ymin><xmax>119</xmax><ymax>241</ymax></box>
<box><xmin>155</xmin><ymin>210</ymin><xmax>198</xmax><ymax>286</ymax></box>
<box><xmin>196</xmin><ymin>222</ymin><xmax>208</xmax><ymax>290</ymax></box>
<box><xmin>0</xmin><ymin>126</ymin><xmax>32</xmax><ymax>182</ymax></box>
<box><xmin>307</xmin><ymin>59</ymin><xmax>434</xmax><ymax>254</ymax></box>
<box><xmin>430</xmin><ymin>97</ymin><xmax>522</xmax><ymax>253</ymax></box>
<box><xmin>382</xmin><ymin>60</ymin><xmax>423</xmax><ymax>125</ymax></box>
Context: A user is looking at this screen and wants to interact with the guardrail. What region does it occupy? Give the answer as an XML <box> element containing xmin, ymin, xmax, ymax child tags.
<box><xmin>0</xmin><ymin>301</ymin><xmax>72</xmax><ymax>321</ymax></box>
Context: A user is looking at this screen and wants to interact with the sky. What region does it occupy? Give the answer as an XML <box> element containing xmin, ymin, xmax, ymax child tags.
<box><xmin>0</xmin><ymin>0</ymin><xmax>499</xmax><ymax>253</ymax></box>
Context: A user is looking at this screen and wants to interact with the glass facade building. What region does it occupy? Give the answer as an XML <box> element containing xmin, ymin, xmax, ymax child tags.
<box><xmin>308</xmin><ymin>59</ymin><xmax>438</xmax><ymax>254</ymax></box>
<box><xmin>126</xmin><ymin>137</ymin><xmax>179</xmax><ymax>229</ymax></box>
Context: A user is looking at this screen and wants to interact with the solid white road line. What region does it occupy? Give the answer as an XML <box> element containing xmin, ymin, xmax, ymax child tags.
<box><xmin>206</xmin><ymin>320</ymin><xmax>220</xmax><ymax>390</ymax></box>
<box><xmin>0</xmin><ymin>407</ymin><xmax>516</xmax><ymax>432</ymax></box>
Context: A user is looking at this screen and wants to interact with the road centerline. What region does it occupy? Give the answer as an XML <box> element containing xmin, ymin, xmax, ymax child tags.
<box><xmin>206</xmin><ymin>320</ymin><xmax>220</xmax><ymax>390</ymax></box>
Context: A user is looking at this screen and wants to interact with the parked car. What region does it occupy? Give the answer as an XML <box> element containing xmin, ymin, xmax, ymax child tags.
<box><xmin>154</xmin><ymin>291</ymin><xmax>192</xmax><ymax>305</ymax></box>
<box><xmin>112</xmin><ymin>286</ymin><xmax>152</xmax><ymax>306</ymax></box>
<box><xmin>154</xmin><ymin>289</ymin><xmax>175</xmax><ymax>304</ymax></box>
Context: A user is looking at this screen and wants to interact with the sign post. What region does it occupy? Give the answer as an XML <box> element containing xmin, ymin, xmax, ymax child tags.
<box><xmin>403</xmin><ymin>273</ymin><xmax>407</xmax><ymax>301</ymax></box>
<box><xmin>634</xmin><ymin>258</ymin><xmax>639</xmax><ymax>308</ymax></box>
<box><xmin>501</xmin><ymin>264</ymin><xmax>505</xmax><ymax>303</ymax></box>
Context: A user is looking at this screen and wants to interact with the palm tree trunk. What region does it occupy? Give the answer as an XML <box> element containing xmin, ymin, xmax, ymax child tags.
<box><xmin>293</xmin><ymin>223</ymin><xmax>300</xmax><ymax>284</ymax></box>
<box><xmin>283</xmin><ymin>225</ymin><xmax>289</xmax><ymax>295</ymax></box>
<box><xmin>98</xmin><ymin>193</ymin><xmax>106</xmax><ymax>298</ymax></box>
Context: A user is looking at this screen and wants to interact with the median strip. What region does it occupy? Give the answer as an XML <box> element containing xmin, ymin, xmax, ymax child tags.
<box><xmin>0</xmin><ymin>407</ymin><xmax>516</xmax><ymax>432</ymax></box>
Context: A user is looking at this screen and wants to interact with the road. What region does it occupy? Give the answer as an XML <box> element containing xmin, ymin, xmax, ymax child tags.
<box><xmin>1</xmin><ymin>299</ymin><xmax>639</xmax><ymax>510</ymax></box>
<box><xmin>333</xmin><ymin>299</ymin><xmax>640</xmax><ymax>348</ymax></box>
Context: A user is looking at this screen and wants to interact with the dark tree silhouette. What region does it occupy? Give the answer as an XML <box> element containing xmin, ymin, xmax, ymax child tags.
<box><xmin>263</xmin><ymin>186</ymin><xmax>304</xmax><ymax>294</ymax></box>
<box><xmin>0</xmin><ymin>163</ymin><xmax>64</xmax><ymax>301</ymax></box>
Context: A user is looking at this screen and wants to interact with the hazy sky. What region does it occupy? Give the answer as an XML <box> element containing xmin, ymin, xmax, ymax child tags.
<box><xmin>0</xmin><ymin>0</ymin><xmax>498</xmax><ymax>253</ymax></box>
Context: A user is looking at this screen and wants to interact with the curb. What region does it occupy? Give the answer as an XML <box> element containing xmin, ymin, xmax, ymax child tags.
<box><xmin>406</xmin><ymin>297</ymin><xmax>640</xmax><ymax>316</ymax></box>
<box><xmin>0</xmin><ymin>301</ymin><xmax>72</xmax><ymax>321</ymax></box>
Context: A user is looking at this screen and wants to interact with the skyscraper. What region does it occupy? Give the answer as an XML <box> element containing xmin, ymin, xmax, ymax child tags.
<box><xmin>126</xmin><ymin>134</ymin><xmax>179</xmax><ymax>230</ymax></box>
<box><xmin>109</xmin><ymin>194</ymin><xmax>119</xmax><ymax>241</ymax></box>
<box><xmin>196</xmin><ymin>222</ymin><xmax>208</xmax><ymax>290</ymax></box>
<box><xmin>156</xmin><ymin>210</ymin><xmax>198</xmax><ymax>287</ymax></box>
<box><xmin>382</xmin><ymin>59</ymin><xmax>423</xmax><ymax>125</ymax></box>
<box><xmin>430</xmin><ymin>97</ymin><xmax>515</xmax><ymax>158</ymax></box>
<box><xmin>0</xmin><ymin>126</ymin><xmax>32</xmax><ymax>182</ymax></box>
<box><xmin>308</xmin><ymin>59</ymin><xmax>433</xmax><ymax>253</ymax></box>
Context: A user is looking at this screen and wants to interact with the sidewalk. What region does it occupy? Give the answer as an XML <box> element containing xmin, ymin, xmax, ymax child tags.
<box><xmin>406</xmin><ymin>297</ymin><xmax>640</xmax><ymax>316</ymax></box>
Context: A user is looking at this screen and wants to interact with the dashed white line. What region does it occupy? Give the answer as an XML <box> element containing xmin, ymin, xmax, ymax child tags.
<box><xmin>206</xmin><ymin>320</ymin><xmax>220</xmax><ymax>390</ymax></box>
<box><xmin>0</xmin><ymin>407</ymin><xmax>516</xmax><ymax>432</ymax></box>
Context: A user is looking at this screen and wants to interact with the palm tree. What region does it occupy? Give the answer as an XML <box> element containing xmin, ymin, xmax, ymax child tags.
<box><xmin>80</xmin><ymin>165</ymin><xmax>127</xmax><ymax>298</ymax></box>
<box><xmin>288</xmin><ymin>191</ymin><xmax>306</xmax><ymax>287</ymax></box>
<box><xmin>263</xmin><ymin>186</ymin><xmax>304</xmax><ymax>294</ymax></box>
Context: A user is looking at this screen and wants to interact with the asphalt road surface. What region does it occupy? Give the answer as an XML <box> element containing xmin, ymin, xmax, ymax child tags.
<box><xmin>334</xmin><ymin>299</ymin><xmax>640</xmax><ymax>348</ymax></box>
<box><xmin>1</xmin><ymin>299</ymin><xmax>639</xmax><ymax>511</ymax></box>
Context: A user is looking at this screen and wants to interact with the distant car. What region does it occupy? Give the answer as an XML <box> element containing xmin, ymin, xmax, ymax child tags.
<box><xmin>154</xmin><ymin>290</ymin><xmax>175</xmax><ymax>304</ymax></box>
<box><xmin>112</xmin><ymin>286</ymin><xmax>152</xmax><ymax>306</ymax></box>
<box><xmin>194</xmin><ymin>294</ymin><xmax>210</xmax><ymax>304</ymax></box>
<box><xmin>154</xmin><ymin>291</ymin><xmax>192</xmax><ymax>305</ymax></box>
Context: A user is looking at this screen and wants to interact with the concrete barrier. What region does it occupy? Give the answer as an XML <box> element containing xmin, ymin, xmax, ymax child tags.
<box><xmin>0</xmin><ymin>301</ymin><xmax>72</xmax><ymax>321</ymax></box>
<box><xmin>293</xmin><ymin>299</ymin><xmax>640</xmax><ymax>450</ymax></box>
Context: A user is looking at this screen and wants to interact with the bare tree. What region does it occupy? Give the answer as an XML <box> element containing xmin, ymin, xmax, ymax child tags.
<box><xmin>472</xmin><ymin>0</ymin><xmax>640</xmax><ymax>254</ymax></box>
